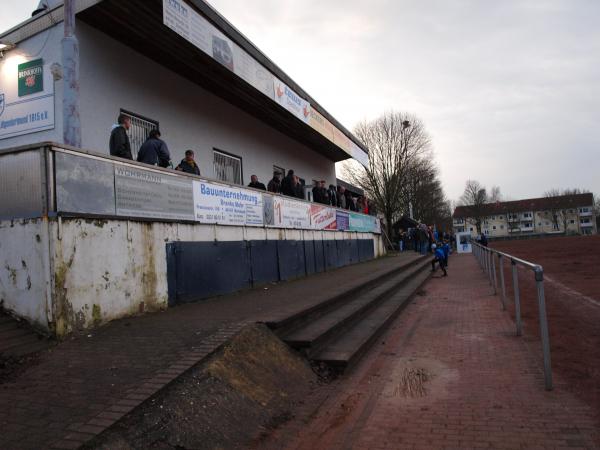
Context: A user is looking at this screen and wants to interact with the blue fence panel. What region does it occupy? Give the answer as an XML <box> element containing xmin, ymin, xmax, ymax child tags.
<box><xmin>174</xmin><ymin>241</ymin><xmax>251</xmax><ymax>303</ymax></box>
<box><xmin>314</xmin><ymin>239</ymin><xmax>325</xmax><ymax>273</ymax></box>
<box><xmin>249</xmin><ymin>240</ymin><xmax>279</xmax><ymax>286</ymax></box>
<box><xmin>304</xmin><ymin>240</ymin><xmax>316</xmax><ymax>275</ymax></box>
<box><xmin>324</xmin><ymin>239</ymin><xmax>338</xmax><ymax>271</ymax></box>
<box><xmin>277</xmin><ymin>240</ymin><xmax>306</xmax><ymax>281</ymax></box>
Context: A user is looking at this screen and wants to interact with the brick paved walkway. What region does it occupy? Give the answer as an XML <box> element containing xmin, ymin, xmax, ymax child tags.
<box><xmin>279</xmin><ymin>254</ymin><xmax>599</xmax><ymax>450</ymax></box>
<box><xmin>0</xmin><ymin>253</ymin><xmax>419</xmax><ymax>450</ymax></box>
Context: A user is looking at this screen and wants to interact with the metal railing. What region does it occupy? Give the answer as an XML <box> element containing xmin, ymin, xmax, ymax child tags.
<box><xmin>472</xmin><ymin>242</ymin><xmax>552</xmax><ymax>391</ymax></box>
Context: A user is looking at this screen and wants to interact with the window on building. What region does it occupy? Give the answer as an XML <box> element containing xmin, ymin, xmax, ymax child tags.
<box><xmin>570</xmin><ymin>219</ymin><xmax>575</xmax><ymax>224</ymax></box>
<box><xmin>579</xmin><ymin>207</ymin><xmax>589</xmax><ymax>213</ymax></box>
<box><xmin>470</xmin><ymin>227</ymin><xmax>474</xmax><ymax>231</ymax></box>
<box><xmin>569</xmin><ymin>209</ymin><xmax>574</xmax><ymax>214</ymax></box>
<box><xmin>491</xmin><ymin>216</ymin><xmax>496</xmax><ymax>220</ymax></box>
<box><xmin>492</xmin><ymin>226</ymin><xmax>496</xmax><ymax>230</ymax></box>
<box><xmin>499</xmin><ymin>216</ymin><xmax>503</xmax><ymax>220</ymax></box>
<box><xmin>523</xmin><ymin>212</ymin><xmax>532</xmax><ymax>218</ymax></box>
<box><xmin>120</xmin><ymin>109</ymin><xmax>159</xmax><ymax>160</ymax></box>
<box><xmin>213</xmin><ymin>149</ymin><xmax>242</xmax><ymax>185</ymax></box>
<box><xmin>545</xmin><ymin>221</ymin><xmax>550</xmax><ymax>226</ymax></box>
<box><xmin>500</xmin><ymin>225</ymin><xmax>504</xmax><ymax>230</ymax></box>
<box><xmin>273</xmin><ymin>165</ymin><xmax>285</xmax><ymax>178</ymax></box>
<box><xmin>580</xmin><ymin>218</ymin><xmax>591</xmax><ymax>224</ymax></box>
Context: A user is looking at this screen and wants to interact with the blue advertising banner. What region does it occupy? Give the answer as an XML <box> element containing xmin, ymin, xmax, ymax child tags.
<box><xmin>336</xmin><ymin>210</ymin><xmax>349</xmax><ymax>231</ymax></box>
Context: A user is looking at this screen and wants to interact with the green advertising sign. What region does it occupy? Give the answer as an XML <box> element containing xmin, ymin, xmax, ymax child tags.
<box><xmin>18</xmin><ymin>59</ymin><xmax>44</xmax><ymax>97</ymax></box>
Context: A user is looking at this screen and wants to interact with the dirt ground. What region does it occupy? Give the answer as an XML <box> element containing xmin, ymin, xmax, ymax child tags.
<box><xmin>491</xmin><ymin>235</ymin><xmax>600</xmax><ymax>423</ymax></box>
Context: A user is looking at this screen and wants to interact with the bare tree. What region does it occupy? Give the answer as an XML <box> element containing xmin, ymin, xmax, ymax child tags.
<box><xmin>459</xmin><ymin>180</ymin><xmax>488</xmax><ymax>234</ymax></box>
<box><xmin>344</xmin><ymin>111</ymin><xmax>432</xmax><ymax>234</ymax></box>
<box><xmin>489</xmin><ymin>185</ymin><xmax>502</xmax><ymax>203</ymax></box>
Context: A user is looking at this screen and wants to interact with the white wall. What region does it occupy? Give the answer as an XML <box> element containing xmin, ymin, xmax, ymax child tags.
<box><xmin>0</xmin><ymin>218</ymin><xmax>51</xmax><ymax>330</ymax></box>
<box><xmin>76</xmin><ymin>21</ymin><xmax>337</xmax><ymax>188</ymax></box>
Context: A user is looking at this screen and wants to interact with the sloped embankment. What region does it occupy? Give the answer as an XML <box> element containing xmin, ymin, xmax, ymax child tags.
<box><xmin>87</xmin><ymin>324</ymin><xmax>318</xmax><ymax>449</ymax></box>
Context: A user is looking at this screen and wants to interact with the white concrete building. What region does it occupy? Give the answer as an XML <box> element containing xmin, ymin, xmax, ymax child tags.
<box><xmin>453</xmin><ymin>193</ymin><xmax>597</xmax><ymax>238</ymax></box>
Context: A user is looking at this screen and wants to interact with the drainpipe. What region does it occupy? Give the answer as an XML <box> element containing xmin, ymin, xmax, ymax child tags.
<box><xmin>62</xmin><ymin>0</ymin><xmax>81</xmax><ymax>147</ymax></box>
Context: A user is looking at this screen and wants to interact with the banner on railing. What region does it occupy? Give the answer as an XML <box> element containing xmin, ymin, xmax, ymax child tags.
<box><xmin>310</xmin><ymin>204</ymin><xmax>337</xmax><ymax>230</ymax></box>
<box><xmin>273</xmin><ymin>197</ymin><xmax>311</xmax><ymax>229</ymax></box>
<box><xmin>192</xmin><ymin>180</ymin><xmax>263</xmax><ymax>226</ymax></box>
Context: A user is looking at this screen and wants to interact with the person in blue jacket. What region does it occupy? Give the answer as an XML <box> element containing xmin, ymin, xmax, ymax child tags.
<box><xmin>431</xmin><ymin>243</ymin><xmax>447</xmax><ymax>276</ymax></box>
<box><xmin>442</xmin><ymin>240</ymin><xmax>450</xmax><ymax>267</ymax></box>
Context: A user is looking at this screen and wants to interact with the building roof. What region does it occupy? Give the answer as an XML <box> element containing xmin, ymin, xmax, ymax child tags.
<box><xmin>0</xmin><ymin>0</ymin><xmax>368</xmax><ymax>164</ymax></box>
<box><xmin>453</xmin><ymin>193</ymin><xmax>594</xmax><ymax>218</ymax></box>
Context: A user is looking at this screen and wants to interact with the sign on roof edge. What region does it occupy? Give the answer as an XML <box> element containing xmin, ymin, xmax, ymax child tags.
<box><xmin>161</xmin><ymin>0</ymin><xmax>368</xmax><ymax>167</ymax></box>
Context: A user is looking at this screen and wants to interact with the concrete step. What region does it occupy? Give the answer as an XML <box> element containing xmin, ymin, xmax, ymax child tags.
<box><xmin>283</xmin><ymin>258</ymin><xmax>430</xmax><ymax>355</ymax></box>
<box><xmin>267</xmin><ymin>254</ymin><xmax>428</xmax><ymax>336</ymax></box>
<box><xmin>311</xmin><ymin>266</ymin><xmax>431</xmax><ymax>371</ymax></box>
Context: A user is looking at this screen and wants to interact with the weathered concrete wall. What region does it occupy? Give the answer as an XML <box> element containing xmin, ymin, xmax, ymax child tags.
<box><xmin>49</xmin><ymin>218</ymin><xmax>384</xmax><ymax>336</ymax></box>
<box><xmin>0</xmin><ymin>216</ymin><xmax>383</xmax><ymax>336</ymax></box>
<box><xmin>0</xmin><ymin>218</ymin><xmax>51</xmax><ymax>331</ymax></box>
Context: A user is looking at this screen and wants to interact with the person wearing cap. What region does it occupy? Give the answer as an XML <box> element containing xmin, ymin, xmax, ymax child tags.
<box><xmin>431</xmin><ymin>243</ymin><xmax>447</xmax><ymax>276</ymax></box>
<box><xmin>267</xmin><ymin>171</ymin><xmax>282</xmax><ymax>193</ymax></box>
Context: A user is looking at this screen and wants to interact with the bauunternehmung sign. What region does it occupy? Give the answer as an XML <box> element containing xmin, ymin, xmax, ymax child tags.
<box><xmin>18</xmin><ymin>59</ymin><xmax>44</xmax><ymax>97</ymax></box>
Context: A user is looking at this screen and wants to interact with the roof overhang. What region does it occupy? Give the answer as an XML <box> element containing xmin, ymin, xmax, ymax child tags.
<box><xmin>75</xmin><ymin>0</ymin><xmax>367</xmax><ymax>164</ymax></box>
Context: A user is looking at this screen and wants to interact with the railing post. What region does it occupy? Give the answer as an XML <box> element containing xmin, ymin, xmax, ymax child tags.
<box><xmin>512</xmin><ymin>260</ymin><xmax>522</xmax><ymax>336</ymax></box>
<box><xmin>534</xmin><ymin>266</ymin><xmax>553</xmax><ymax>391</ymax></box>
<box><xmin>488</xmin><ymin>250</ymin><xmax>493</xmax><ymax>285</ymax></box>
<box><xmin>498</xmin><ymin>254</ymin><xmax>506</xmax><ymax>310</ymax></box>
<box><xmin>491</xmin><ymin>251</ymin><xmax>498</xmax><ymax>295</ymax></box>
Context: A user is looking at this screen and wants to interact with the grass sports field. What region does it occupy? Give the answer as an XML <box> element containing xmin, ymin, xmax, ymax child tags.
<box><xmin>491</xmin><ymin>235</ymin><xmax>600</xmax><ymax>423</ymax></box>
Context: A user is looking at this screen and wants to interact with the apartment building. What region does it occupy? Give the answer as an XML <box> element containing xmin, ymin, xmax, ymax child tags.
<box><xmin>453</xmin><ymin>193</ymin><xmax>597</xmax><ymax>238</ymax></box>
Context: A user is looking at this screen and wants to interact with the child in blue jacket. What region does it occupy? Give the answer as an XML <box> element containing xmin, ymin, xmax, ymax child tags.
<box><xmin>442</xmin><ymin>240</ymin><xmax>450</xmax><ymax>267</ymax></box>
<box><xmin>431</xmin><ymin>244</ymin><xmax>447</xmax><ymax>276</ymax></box>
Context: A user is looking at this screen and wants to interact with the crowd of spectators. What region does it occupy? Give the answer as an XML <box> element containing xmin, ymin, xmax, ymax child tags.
<box><xmin>109</xmin><ymin>114</ymin><xmax>376</xmax><ymax>215</ymax></box>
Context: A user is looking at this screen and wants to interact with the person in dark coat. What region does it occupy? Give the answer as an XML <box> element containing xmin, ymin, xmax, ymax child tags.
<box><xmin>267</xmin><ymin>172</ymin><xmax>282</xmax><ymax>193</ymax></box>
<box><xmin>248</xmin><ymin>175</ymin><xmax>266</xmax><ymax>191</ymax></box>
<box><xmin>281</xmin><ymin>170</ymin><xmax>296</xmax><ymax>197</ymax></box>
<box><xmin>109</xmin><ymin>114</ymin><xmax>133</xmax><ymax>160</ymax></box>
<box><xmin>345</xmin><ymin>190</ymin><xmax>356</xmax><ymax>211</ymax></box>
<box><xmin>175</xmin><ymin>149</ymin><xmax>200</xmax><ymax>175</ymax></box>
<box><xmin>136</xmin><ymin>129</ymin><xmax>171</xmax><ymax>168</ymax></box>
<box><xmin>312</xmin><ymin>180</ymin><xmax>329</xmax><ymax>204</ymax></box>
<box><xmin>337</xmin><ymin>186</ymin><xmax>346</xmax><ymax>209</ymax></box>
<box><xmin>328</xmin><ymin>184</ymin><xmax>337</xmax><ymax>207</ymax></box>
<box><xmin>294</xmin><ymin>175</ymin><xmax>305</xmax><ymax>199</ymax></box>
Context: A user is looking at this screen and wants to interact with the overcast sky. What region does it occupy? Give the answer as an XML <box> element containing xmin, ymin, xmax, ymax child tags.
<box><xmin>3</xmin><ymin>1</ymin><xmax>599</xmax><ymax>201</ymax></box>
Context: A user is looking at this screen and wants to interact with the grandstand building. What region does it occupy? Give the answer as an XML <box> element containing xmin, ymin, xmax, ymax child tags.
<box><xmin>453</xmin><ymin>193</ymin><xmax>597</xmax><ymax>238</ymax></box>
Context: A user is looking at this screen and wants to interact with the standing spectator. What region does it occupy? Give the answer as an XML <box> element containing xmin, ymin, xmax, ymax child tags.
<box><xmin>109</xmin><ymin>113</ymin><xmax>133</xmax><ymax>160</ymax></box>
<box><xmin>248</xmin><ymin>175</ymin><xmax>266</xmax><ymax>190</ymax></box>
<box><xmin>293</xmin><ymin>175</ymin><xmax>305</xmax><ymax>199</ymax></box>
<box><xmin>480</xmin><ymin>233</ymin><xmax>488</xmax><ymax>247</ymax></box>
<box><xmin>345</xmin><ymin>190</ymin><xmax>355</xmax><ymax>211</ymax></box>
<box><xmin>349</xmin><ymin>196</ymin><xmax>359</xmax><ymax>212</ymax></box>
<box><xmin>328</xmin><ymin>184</ymin><xmax>337</xmax><ymax>207</ymax></box>
<box><xmin>337</xmin><ymin>186</ymin><xmax>346</xmax><ymax>209</ymax></box>
<box><xmin>281</xmin><ymin>170</ymin><xmax>296</xmax><ymax>197</ymax></box>
<box><xmin>136</xmin><ymin>129</ymin><xmax>171</xmax><ymax>168</ymax></box>
<box><xmin>267</xmin><ymin>171</ymin><xmax>282</xmax><ymax>194</ymax></box>
<box><xmin>175</xmin><ymin>150</ymin><xmax>201</xmax><ymax>175</ymax></box>
<box><xmin>312</xmin><ymin>180</ymin><xmax>328</xmax><ymax>204</ymax></box>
